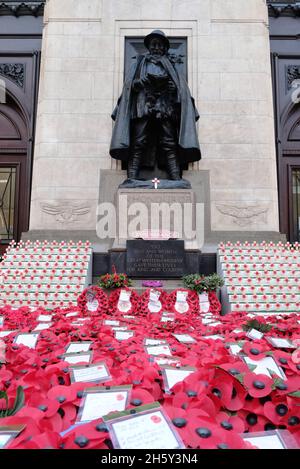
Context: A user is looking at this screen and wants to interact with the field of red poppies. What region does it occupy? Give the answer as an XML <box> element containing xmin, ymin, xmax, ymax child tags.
<box><xmin>0</xmin><ymin>287</ymin><xmax>299</xmax><ymax>449</ymax></box>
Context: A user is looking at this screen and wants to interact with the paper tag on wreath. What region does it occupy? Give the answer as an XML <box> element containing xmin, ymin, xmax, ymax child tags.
<box><xmin>87</xmin><ymin>298</ymin><xmax>99</xmax><ymax>312</ymax></box>
<box><xmin>148</xmin><ymin>289</ymin><xmax>162</xmax><ymax>313</ymax></box>
<box><xmin>117</xmin><ymin>290</ymin><xmax>132</xmax><ymax>313</ymax></box>
<box><xmin>174</xmin><ymin>291</ymin><xmax>189</xmax><ymax>314</ymax></box>
<box><xmin>199</xmin><ymin>292</ymin><xmax>210</xmax><ymax>313</ymax></box>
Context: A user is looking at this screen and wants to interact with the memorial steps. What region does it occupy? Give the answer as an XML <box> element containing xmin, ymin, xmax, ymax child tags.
<box><xmin>0</xmin><ymin>241</ymin><xmax>92</xmax><ymax>310</ymax></box>
<box><xmin>218</xmin><ymin>242</ymin><xmax>300</xmax><ymax>315</ymax></box>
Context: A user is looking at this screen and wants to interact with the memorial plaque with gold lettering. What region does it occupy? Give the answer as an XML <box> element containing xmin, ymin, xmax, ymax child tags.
<box><xmin>126</xmin><ymin>240</ymin><xmax>185</xmax><ymax>278</ymax></box>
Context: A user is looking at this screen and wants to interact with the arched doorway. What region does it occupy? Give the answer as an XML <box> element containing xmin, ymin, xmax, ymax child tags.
<box><xmin>282</xmin><ymin>104</ymin><xmax>300</xmax><ymax>242</ymax></box>
<box><xmin>0</xmin><ymin>93</ymin><xmax>29</xmax><ymax>253</ymax></box>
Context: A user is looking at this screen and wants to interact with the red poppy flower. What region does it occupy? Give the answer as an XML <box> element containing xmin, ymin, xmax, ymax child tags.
<box><xmin>242</xmin><ymin>342</ymin><xmax>267</xmax><ymax>360</ymax></box>
<box><xmin>264</xmin><ymin>399</ymin><xmax>291</xmax><ymax>425</ymax></box>
<box><xmin>243</xmin><ymin>373</ymin><xmax>273</xmax><ymax>398</ymax></box>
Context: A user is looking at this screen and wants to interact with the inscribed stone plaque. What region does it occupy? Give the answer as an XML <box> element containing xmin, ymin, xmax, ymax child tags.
<box><xmin>126</xmin><ymin>240</ymin><xmax>185</xmax><ymax>278</ymax></box>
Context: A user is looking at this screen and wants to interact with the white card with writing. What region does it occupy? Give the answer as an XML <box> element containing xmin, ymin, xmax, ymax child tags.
<box><xmin>87</xmin><ymin>299</ymin><xmax>99</xmax><ymax>312</ymax></box>
<box><xmin>176</xmin><ymin>291</ymin><xmax>188</xmax><ymax>302</ymax></box>
<box><xmin>65</xmin><ymin>342</ymin><xmax>91</xmax><ymax>354</ymax></box>
<box><xmin>0</xmin><ymin>434</ymin><xmax>13</xmax><ymax>449</ymax></box>
<box><xmin>228</xmin><ymin>343</ymin><xmax>242</xmax><ymax>356</ymax></box>
<box><xmin>266</xmin><ymin>337</ymin><xmax>296</xmax><ymax>349</ymax></box>
<box><xmin>174</xmin><ymin>294</ymin><xmax>189</xmax><ymax>314</ymax></box>
<box><xmin>173</xmin><ymin>334</ymin><xmax>196</xmax><ymax>344</ymax></box>
<box><xmin>199</xmin><ymin>292</ymin><xmax>210</xmax><ymax>313</ymax></box>
<box><xmin>34</xmin><ymin>323</ymin><xmax>52</xmax><ymax>332</ymax></box>
<box><xmin>153</xmin><ymin>356</ymin><xmax>181</xmax><ymax>366</ymax></box>
<box><xmin>79</xmin><ymin>390</ymin><xmax>128</xmax><ymax>423</ymax></box>
<box><xmin>202</xmin><ymin>317</ymin><xmax>214</xmax><ymax>325</ymax></box>
<box><xmin>243</xmin><ymin>434</ymin><xmax>285</xmax><ymax>450</ymax></box>
<box><xmin>37</xmin><ymin>314</ymin><xmax>52</xmax><ymax>322</ymax></box>
<box><xmin>104</xmin><ymin>320</ymin><xmax>120</xmax><ymax>326</ymax></box>
<box><xmin>70</xmin><ymin>362</ymin><xmax>110</xmax><ymax>384</ymax></box>
<box><xmin>145</xmin><ymin>338</ymin><xmax>167</xmax><ymax>346</ymax></box>
<box><xmin>63</xmin><ymin>353</ymin><xmax>92</xmax><ymax>365</ymax></box>
<box><xmin>232</xmin><ymin>328</ymin><xmax>244</xmax><ymax>334</ymax></box>
<box><xmin>0</xmin><ymin>330</ymin><xmax>16</xmax><ymax>338</ymax></box>
<box><xmin>108</xmin><ymin>409</ymin><xmax>184</xmax><ymax>449</ymax></box>
<box><xmin>145</xmin><ymin>344</ymin><xmax>172</xmax><ymax>356</ymax></box>
<box><xmin>66</xmin><ymin>312</ymin><xmax>78</xmax><ymax>318</ymax></box>
<box><xmin>117</xmin><ymin>290</ymin><xmax>132</xmax><ymax>313</ymax></box>
<box><xmin>203</xmin><ymin>334</ymin><xmax>224</xmax><ymax>341</ymax></box>
<box><xmin>160</xmin><ymin>313</ymin><xmax>175</xmax><ymax>323</ymax></box>
<box><xmin>163</xmin><ymin>367</ymin><xmax>196</xmax><ymax>391</ymax></box>
<box><xmin>119</xmin><ymin>290</ymin><xmax>131</xmax><ymax>301</ymax></box>
<box><xmin>14</xmin><ymin>333</ymin><xmax>39</xmax><ymax>349</ymax></box>
<box><xmin>148</xmin><ymin>290</ymin><xmax>162</xmax><ymax>313</ymax></box>
<box><xmin>244</xmin><ymin>356</ymin><xmax>286</xmax><ymax>380</ymax></box>
<box><xmin>246</xmin><ymin>329</ymin><xmax>264</xmax><ymax>340</ymax></box>
<box><xmin>115</xmin><ymin>330</ymin><xmax>134</xmax><ymax>341</ymax></box>
<box><xmin>207</xmin><ymin>321</ymin><xmax>222</xmax><ymax>327</ymax></box>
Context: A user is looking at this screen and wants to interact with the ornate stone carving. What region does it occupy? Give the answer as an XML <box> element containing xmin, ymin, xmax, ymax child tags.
<box><xmin>41</xmin><ymin>202</ymin><xmax>91</xmax><ymax>224</ymax></box>
<box><xmin>286</xmin><ymin>65</ymin><xmax>300</xmax><ymax>91</ymax></box>
<box><xmin>267</xmin><ymin>1</ymin><xmax>300</xmax><ymax>18</ymax></box>
<box><xmin>0</xmin><ymin>63</ymin><xmax>25</xmax><ymax>88</ymax></box>
<box><xmin>0</xmin><ymin>1</ymin><xmax>45</xmax><ymax>17</ymax></box>
<box><xmin>216</xmin><ymin>204</ymin><xmax>269</xmax><ymax>227</ymax></box>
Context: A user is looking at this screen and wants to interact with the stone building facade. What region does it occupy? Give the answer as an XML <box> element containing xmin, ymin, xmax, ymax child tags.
<box><xmin>1</xmin><ymin>1</ymin><xmax>299</xmax><ymax>262</ymax></box>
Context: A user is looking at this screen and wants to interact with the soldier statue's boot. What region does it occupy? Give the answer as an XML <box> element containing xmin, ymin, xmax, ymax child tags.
<box><xmin>127</xmin><ymin>156</ymin><xmax>141</xmax><ymax>179</ymax></box>
<box><xmin>166</xmin><ymin>155</ymin><xmax>181</xmax><ymax>180</ymax></box>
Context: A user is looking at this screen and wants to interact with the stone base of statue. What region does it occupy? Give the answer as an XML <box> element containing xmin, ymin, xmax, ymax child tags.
<box><xmin>113</xmin><ymin>187</ymin><xmax>200</xmax><ymax>251</ymax></box>
<box><xmin>119</xmin><ymin>178</ymin><xmax>191</xmax><ymax>189</ymax></box>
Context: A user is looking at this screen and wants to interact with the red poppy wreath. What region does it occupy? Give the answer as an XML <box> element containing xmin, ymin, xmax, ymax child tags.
<box><xmin>77</xmin><ymin>285</ymin><xmax>109</xmax><ymax>316</ymax></box>
<box><xmin>107</xmin><ymin>287</ymin><xmax>140</xmax><ymax>316</ymax></box>
<box><xmin>165</xmin><ymin>289</ymin><xmax>199</xmax><ymax>316</ymax></box>
<box><xmin>139</xmin><ymin>288</ymin><xmax>169</xmax><ymax>316</ymax></box>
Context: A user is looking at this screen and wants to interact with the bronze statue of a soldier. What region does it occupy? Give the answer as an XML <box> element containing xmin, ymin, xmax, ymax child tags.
<box><xmin>110</xmin><ymin>30</ymin><xmax>201</xmax><ymax>186</ymax></box>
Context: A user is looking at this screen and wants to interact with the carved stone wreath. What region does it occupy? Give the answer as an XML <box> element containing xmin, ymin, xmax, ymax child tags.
<box><xmin>0</xmin><ymin>64</ymin><xmax>25</xmax><ymax>88</ymax></box>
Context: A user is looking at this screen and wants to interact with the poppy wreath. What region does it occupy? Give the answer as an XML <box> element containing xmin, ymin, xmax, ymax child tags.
<box><xmin>139</xmin><ymin>288</ymin><xmax>169</xmax><ymax>317</ymax></box>
<box><xmin>207</xmin><ymin>291</ymin><xmax>222</xmax><ymax>315</ymax></box>
<box><xmin>107</xmin><ymin>287</ymin><xmax>141</xmax><ymax>316</ymax></box>
<box><xmin>77</xmin><ymin>286</ymin><xmax>109</xmax><ymax>316</ymax></box>
<box><xmin>164</xmin><ymin>289</ymin><xmax>199</xmax><ymax>316</ymax></box>
<box><xmin>0</xmin><ymin>303</ymin><xmax>300</xmax><ymax>449</ymax></box>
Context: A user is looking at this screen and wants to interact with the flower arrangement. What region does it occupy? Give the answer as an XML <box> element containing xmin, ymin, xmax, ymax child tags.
<box><xmin>0</xmin><ymin>303</ymin><xmax>299</xmax><ymax>449</ymax></box>
<box><xmin>98</xmin><ymin>266</ymin><xmax>132</xmax><ymax>290</ymax></box>
<box><xmin>182</xmin><ymin>273</ymin><xmax>224</xmax><ymax>294</ymax></box>
<box><xmin>77</xmin><ymin>285</ymin><xmax>109</xmax><ymax>316</ymax></box>
<box><xmin>142</xmin><ymin>280</ymin><xmax>163</xmax><ymax>288</ymax></box>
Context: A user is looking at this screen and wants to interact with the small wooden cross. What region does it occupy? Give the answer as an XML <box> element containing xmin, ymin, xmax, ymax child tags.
<box><xmin>152</xmin><ymin>177</ymin><xmax>160</xmax><ymax>189</ymax></box>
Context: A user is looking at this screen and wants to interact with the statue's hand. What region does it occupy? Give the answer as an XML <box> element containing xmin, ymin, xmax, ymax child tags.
<box><xmin>132</xmin><ymin>77</ymin><xmax>150</xmax><ymax>91</ymax></box>
<box><xmin>168</xmin><ymin>79</ymin><xmax>176</xmax><ymax>92</ymax></box>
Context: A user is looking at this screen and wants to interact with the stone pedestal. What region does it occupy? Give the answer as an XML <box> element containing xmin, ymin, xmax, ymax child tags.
<box><xmin>114</xmin><ymin>187</ymin><xmax>202</xmax><ymax>250</ymax></box>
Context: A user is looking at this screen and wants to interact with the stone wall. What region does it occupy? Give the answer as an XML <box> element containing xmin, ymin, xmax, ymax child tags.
<box><xmin>30</xmin><ymin>0</ymin><xmax>279</xmax><ymax>234</ymax></box>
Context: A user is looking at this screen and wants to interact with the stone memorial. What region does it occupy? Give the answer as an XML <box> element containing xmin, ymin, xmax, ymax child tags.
<box><xmin>126</xmin><ymin>240</ymin><xmax>185</xmax><ymax>278</ymax></box>
<box><xmin>25</xmin><ymin>0</ymin><xmax>283</xmax><ymax>277</ymax></box>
